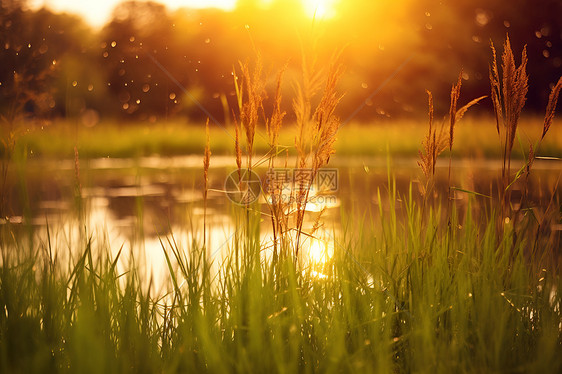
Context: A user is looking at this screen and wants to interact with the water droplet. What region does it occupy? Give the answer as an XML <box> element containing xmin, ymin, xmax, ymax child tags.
<box><xmin>129</xmin><ymin>36</ymin><xmax>135</xmax><ymax>42</ymax></box>
<box><xmin>205</xmin><ymin>38</ymin><xmax>211</xmax><ymax>44</ymax></box>
<box><xmin>475</xmin><ymin>9</ymin><xmax>490</xmax><ymax>26</ymax></box>
<box><xmin>103</xmin><ymin>52</ymin><xmax>108</xmax><ymax>58</ymax></box>
<box><xmin>136</xmin><ymin>99</ymin><xmax>141</xmax><ymax>104</ymax></box>
<box><xmin>118</xmin><ymin>68</ymin><xmax>126</xmax><ymax>76</ymax></box>
<box><xmin>535</xmin><ymin>31</ymin><xmax>542</xmax><ymax>38</ymax></box>
<box><xmin>123</xmin><ymin>103</ymin><xmax>129</xmax><ymax>110</ymax></box>
<box><xmin>503</xmin><ymin>20</ymin><xmax>510</xmax><ymax>28</ymax></box>
<box><xmin>72</xmin><ymin>81</ymin><xmax>77</xmax><ymax>87</ymax></box>
<box><xmin>142</xmin><ymin>84</ymin><xmax>150</xmax><ymax>92</ymax></box>
<box><xmin>169</xmin><ymin>93</ymin><xmax>176</xmax><ymax>100</ymax></box>
<box><xmin>543</xmin><ymin>50</ymin><xmax>550</xmax><ymax>58</ymax></box>
<box><xmin>111</xmin><ymin>41</ymin><xmax>117</xmax><ymax>47</ymax></box>
<box><xmin>546</xmin><ymin>41</ymin><xmax>552</xmax><ymax>48</ymax></box>
<box><xmin>88</xmin><ymin>84</ymin><xmax>94</xmax><ymax>91</ymax></box>
<box><xmin>27</xmin><ymin>43</ymin><xmax>31</xmax><ymax>48</ymax></box>
<box><xmin>39</xmin><ymin>44</ymin><xmax>48</xmax><ymax>54</ymax></box>
<box><xmin>425</xmin><ymin>23</ymin><xmax>432</xmax><ymax>30</ymax></box>
<box><xmin>101</xmin><ymin>42</ymin><xmax>107</xmax><ymax>48</ymax></box>
<box><xmin>361</xmin><ymin>82</ymin><xmax>368</xmax><ymax>89</ymax></box>
<box><xmin>245</xmin><ymin>24</ymin><xmax>250</xmax><ymax>29</ymax></box>
<box><xmin>462</xmin><ymin>72</ymin><xmax>469</xmax><ymax>80</ymax></box>
<box><xmin>425</xmin><ymin>11</ymin><xmax>430</xmax><ymax>17</ymax></box>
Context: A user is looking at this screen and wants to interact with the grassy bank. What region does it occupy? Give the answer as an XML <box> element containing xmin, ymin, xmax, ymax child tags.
<box><xmin>8</xmin><ymin>116</ymin><xmax>562</xmax><ymax>160</ymax></box>
<box><xmin>1</xmin><ymin>183</ymin><xmax>561</xmax><ymax>373</ymax></box>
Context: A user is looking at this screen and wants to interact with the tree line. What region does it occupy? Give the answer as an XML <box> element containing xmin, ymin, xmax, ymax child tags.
<box><xmin>1</xmin><ymin>0</ymin><xmax>561</xmax><ymax>125</ymax></box>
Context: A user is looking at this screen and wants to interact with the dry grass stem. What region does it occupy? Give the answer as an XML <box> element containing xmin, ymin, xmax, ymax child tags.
<box><xmin>418</xmin><ymin>90</ymin><xmax>448</xmax><ymax>180</ymax></box>
<box><xmin>203</xmin><ymin>118</ymin><xmax>211</xmax><ymax>249</ymax></box>
<box><xmin>233</xmin><ymin>114</ymin><xmax>243</xmax><ymax>183</ymax></box>
<box><xmin>542</xmin><ymin>77</ymin><xmax>562</xmax><ymax>140</ymax></box>
<box><xmin>238</xmin><ymin>56</ymin><xmax>266</xmax><ymax>168</ymax></box>
<box><xmin>266</xmin><ymin>67</ymin><xmax>286</xmax><ymax>152</ymax></box>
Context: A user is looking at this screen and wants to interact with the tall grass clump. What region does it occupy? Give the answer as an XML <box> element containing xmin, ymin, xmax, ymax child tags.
<box><xmin>490</xmin><ymin>34</ymin><xmax>562</xmax><ymax>229</ymax></box>
<box><xmin>489</xmin><ymin>35</ymin><xmax>529</xmax><ymax>212</ymax></box>
<box><xmin>293</xmin><ymin>50</ymin><xmax>344</xmax><ymax>258</ymax></box>
<box><xmin>418</xmin><ymin>74</ymin><xmax>484</xmax><ymax>205</ymax></box>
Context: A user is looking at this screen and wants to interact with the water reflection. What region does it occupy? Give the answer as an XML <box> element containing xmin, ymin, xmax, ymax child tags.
<box><xmin>2</xmin><ymin>155</ymin><xmax>560</xmax><ymax>285</ymax></box>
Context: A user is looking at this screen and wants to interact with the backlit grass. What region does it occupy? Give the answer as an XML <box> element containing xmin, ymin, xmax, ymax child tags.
<box><xmin>9</xmin><ymin>117</ymin><xmax>562</xmax><ymax>160</ymax></box>
<box><xmin>1</xmin><ymin>36</ymin><xmax>561</xmax><ymax>374</ymax></box>
<box><xmin>1</xmin><ymin>181</ymin><xmax>561</xmax><ymax>373</ymax></box>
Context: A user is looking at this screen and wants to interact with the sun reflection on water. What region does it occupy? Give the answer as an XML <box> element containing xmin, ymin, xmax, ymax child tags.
<box><xmin>307</xmin><ymin>236</ymin><xmax>333</xmax><ymax>264</ymax></box>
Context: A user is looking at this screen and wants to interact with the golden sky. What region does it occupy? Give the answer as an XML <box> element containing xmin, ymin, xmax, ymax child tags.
<box><xmin>29</xmin><ymin>0</ymin><xmax>336</xmax><ymax>28</ymax></box>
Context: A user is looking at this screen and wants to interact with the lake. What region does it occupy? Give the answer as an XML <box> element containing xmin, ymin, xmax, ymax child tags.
<box><xmin>1</xmin><ymin>155</ymin><xmax>560</xmax><ymax>289</ymax></box>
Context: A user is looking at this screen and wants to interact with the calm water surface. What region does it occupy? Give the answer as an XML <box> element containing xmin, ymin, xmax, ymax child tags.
<box><xmin>2</xmin><ymin>155</ymin><xmax>560</xmax><ymax>288</ymax></box>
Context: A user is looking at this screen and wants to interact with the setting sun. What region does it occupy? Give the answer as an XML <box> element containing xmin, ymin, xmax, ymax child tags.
<box><xmin>302</xmin><ymin>0</ymin><xmax>337</xmax><ymax>19</ymax></box>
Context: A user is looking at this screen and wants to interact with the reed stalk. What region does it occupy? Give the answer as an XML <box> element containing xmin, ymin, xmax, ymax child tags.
<box><xmin>203</xmin><ymin>118</ymin><xmax>211</xmax><ymax>250</ymax></box>
<box><xmin>489</xmin><ymin>35</ymin><xmax>528</xmax><ymax>214</ymax></box>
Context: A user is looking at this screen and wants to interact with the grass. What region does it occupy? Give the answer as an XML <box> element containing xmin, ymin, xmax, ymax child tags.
<box><xmin>1</xmin><ymin>35</ymin><xmax>562</xmax><ymax>373</ymax></box>
<box><xmin>1</xmin><ymin>180</ymin><xmax>561</xmax><ymax>373</ymax></box>
<box><xmin>4</xmin><ymin>117</ymin><xmax>561</xmax><ymax>160</ymax></box>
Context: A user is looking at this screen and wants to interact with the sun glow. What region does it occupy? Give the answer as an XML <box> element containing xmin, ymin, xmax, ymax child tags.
<box><xmin>29</xmin><ymin>0</ymin><xmax>237</xmax><ymax>28</ymax></box>
<box><xmin>302</xmin><ymin>0</ymin><xmax>337</xmax><ymax>19</ymax></box>
<box><xmin>30</xmin><ymin>0</ymin><xmax>337</xmax><ymax>27</ymax></box>
<box><xmin>307</xmin><ymin>238</ymin><xmax>333</xmax><ymax>264</ymax></box>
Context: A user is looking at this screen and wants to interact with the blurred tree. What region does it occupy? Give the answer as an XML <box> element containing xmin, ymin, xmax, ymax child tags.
<box><xmin>1</xmin><ymin>0</ymin><xmax>560</xmax><ymax>126</ymax></box>
<box><xmin>0</xmin><ymin>0</ymin><xmax>56</xmax><ymax>121</ymax></box>
<box><xmin>100</xmin><ymin>1</ymin><xmax>178</xmax><ymax>121</ymax></box>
